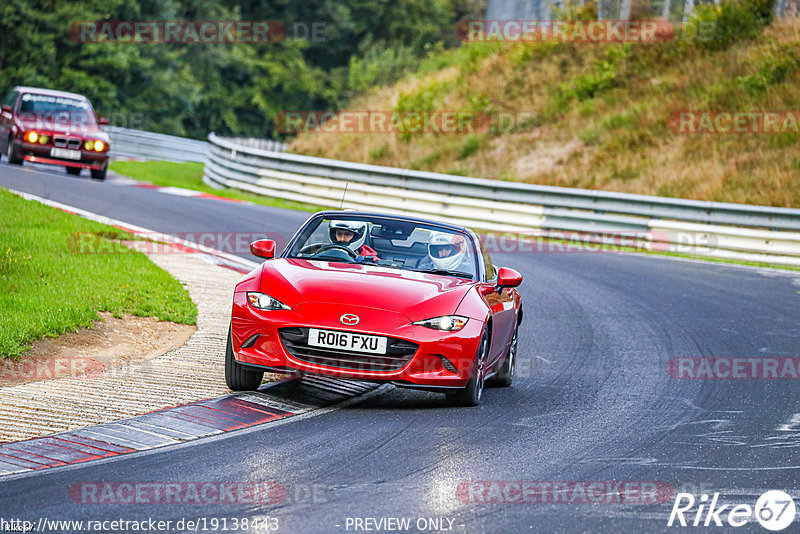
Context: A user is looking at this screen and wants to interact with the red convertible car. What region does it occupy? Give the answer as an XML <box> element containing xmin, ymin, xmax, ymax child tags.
<box><xmin>0</xmin><ymin>86</ymin><xmax>110</xmax><ymax>179</ymax></box>
<box><xmin>227</xmin><ymin>211</ymin><xmax>523</xmax><ymax>406</ymax></box>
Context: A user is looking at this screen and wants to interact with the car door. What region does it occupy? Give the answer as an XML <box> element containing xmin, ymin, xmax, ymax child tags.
<box><xmin>476</xmin><ymin>238</ymin><xmax>516</xmax><ymax>365</ymax></box>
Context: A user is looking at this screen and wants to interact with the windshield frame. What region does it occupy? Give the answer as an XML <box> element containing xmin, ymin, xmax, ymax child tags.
<box><xmin>283</xmin><ymin>212</ymin><xmax>483</xmax><ymax>281</ymax></box>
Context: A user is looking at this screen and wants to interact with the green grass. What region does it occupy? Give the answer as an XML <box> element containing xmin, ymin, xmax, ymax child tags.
<box><xmin>109</xmin><ymin>161</ymin><xmax>324</xmax><ymax>212</ymax></box>
<box><xmin>0</xmin><ymin>188</ymin><xmax>197</xmax><ymax>359</ymax></box>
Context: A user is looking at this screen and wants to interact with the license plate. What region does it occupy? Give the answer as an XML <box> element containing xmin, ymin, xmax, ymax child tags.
<box><xmin>308</xmin><ymin>328</ymin><xmax>387</xmax><ymax>354</ymax></box>
<box><xmin>51</xmin><ymin>148</ymin><xmax>82</xmax><ymax>160</ymax></box>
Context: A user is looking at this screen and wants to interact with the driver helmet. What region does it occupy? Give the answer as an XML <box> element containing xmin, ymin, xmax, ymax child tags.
<box><xmin>329</xmin><ymin>220</ymin><xmax>367</xmax><ymax>251</ymax></box>
<box><xmin>428</xmin><ymin>232</ymin><xmax>467</xmax><ymax>271</ymax></box>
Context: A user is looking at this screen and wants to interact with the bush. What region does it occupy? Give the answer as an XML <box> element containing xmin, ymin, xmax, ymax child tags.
<box><xmin>562</xmin><ymin>45</ymin><xmax>631</xmax><ymax>102</ymax></box>
<box><xmin>458</xmin><ymin>135</ymin><xmax>483</xmax><ymax>159</ymax></box>
<box><xmin>347</xmin><ymin>43</ymin><xmax>420</xmax><ymax>93</ymax></box>
<box><xmin>737</xmin><ymin>47</ymin><xmax>800</xmax><ymax>93</ymax></box>
<box><xmin>686</xmin><ymin>0</ymin><xmax>773</xmax><ymax>51</ymax></box>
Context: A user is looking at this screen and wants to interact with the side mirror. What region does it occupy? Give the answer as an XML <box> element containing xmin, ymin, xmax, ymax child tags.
<box><xmin>496</xmin><ymin>267</ymin><xmax>522</xmax><ymax>288</ymax></box>
<box><xmin>250</xmin><ymin>239</ymin><xmax>276</xmax><ymax>259</ymax></box>
<box><xmin>1</xmin><ymin>105</ymin><xmax>11</xmax><ymax>114</ymax></box>
<box><xmin>98</xmin><ymin>117</ymin><xmax>110</xmax><ymax>125</ymax></box>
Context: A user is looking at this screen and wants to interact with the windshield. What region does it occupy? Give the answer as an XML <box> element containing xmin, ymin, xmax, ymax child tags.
<box><xmin>18</xmin><ymin>93</ymin><xmax>97</xmax><ymax>127</ymax></box>
<box><xmin>287</xmin><ymin>215</ymin><xmax>479</xmax><ymax>279</ymax></box>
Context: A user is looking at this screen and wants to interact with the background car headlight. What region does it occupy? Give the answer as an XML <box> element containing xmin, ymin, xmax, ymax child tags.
<box><xmin>247</xmin><ymin>292</ymin><xmax>291</xmax><ymax>310</ymax></box>
<box><xmin>413</xmin><ymin>315</ymin><xmax>469</xmax><ymax>331</ymax></box>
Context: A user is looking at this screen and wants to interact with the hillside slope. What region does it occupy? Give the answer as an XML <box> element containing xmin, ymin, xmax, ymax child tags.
<box><xmin>290</xmin><ymin>13</ymin><xmax>800</xmax><ymax>207</ymax></box>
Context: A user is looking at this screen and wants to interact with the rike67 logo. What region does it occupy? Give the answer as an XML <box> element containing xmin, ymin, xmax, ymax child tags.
<box><xmin>668</xmin><ymin>490</ymin><xmax>796</xmax><ymax>531</ymax></box>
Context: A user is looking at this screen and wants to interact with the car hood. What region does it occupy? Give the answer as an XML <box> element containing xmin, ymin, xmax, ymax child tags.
<box><xmin>259</xmin><ymin>258</ymin><xmax>474</xmax><ymax>321</ymax></box>
<box><xmin>17</xmin><ymin>117</ymin><xmax>109</xmax><ymax>139</ymax></box>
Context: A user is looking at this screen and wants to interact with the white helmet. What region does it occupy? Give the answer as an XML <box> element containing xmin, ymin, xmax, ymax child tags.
<box><xmin>329</xmin><ymin>220</ymin><xmax>367</xmax><ymax>251</ymax></box>
<box><xmin>428</xmin><ymin>232</ymin><xmax>467</xmax><ymax>271</ymax></box>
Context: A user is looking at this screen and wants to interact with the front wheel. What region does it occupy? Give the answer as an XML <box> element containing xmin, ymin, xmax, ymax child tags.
<box><xmin>7</xmin><ymin>139</ymin><xmax>22</xmax><ymax>165</ymax></box>
<box><xmin>488</xmin><ymin>323</ymin><xmax>517</xmax><ymax>387</ymax></box>
<box><xmin>225</xmin><ymin>327</ymin><xmax>263</xmax><ymax>391</ymax></box>
<box><xmin>447</xmin><ymin>331</ymin><xmax>488</xmax><ymax>407</ymax></box>
<box><xmin>91</xmin><ymin>164</ymin><xmax>107</xmax><ymax>180</ymax></box>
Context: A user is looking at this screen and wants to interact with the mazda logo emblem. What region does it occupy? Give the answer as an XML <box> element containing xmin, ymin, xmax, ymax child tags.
<box><xmin>340</xmin><ymin>314</ymin><xmax>360</xmax><ymax>326</ymax></box>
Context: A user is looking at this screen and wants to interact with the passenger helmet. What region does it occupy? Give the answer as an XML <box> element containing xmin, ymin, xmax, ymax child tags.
<box><xmin>427</xmin><ymin>232</ymin><xmax>466</xmax><ymax>271</ymax></box>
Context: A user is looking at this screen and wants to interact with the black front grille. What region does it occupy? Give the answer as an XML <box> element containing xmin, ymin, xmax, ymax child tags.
<box><xmin>53</xmin><ymin>136</ymin><xmax>81</xmax><ymax>149</ymax></box>
<box><xmin>279</xmin><ymin>327</ymin><xmax>418</xmax><ymax>372</ymax></box>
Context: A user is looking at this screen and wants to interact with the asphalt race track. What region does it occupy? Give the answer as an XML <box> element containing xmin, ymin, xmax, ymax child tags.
<box><xmin>1</xmin><ymin>162</ymin><xmax>799</xmax><ymax>533</ymax></box>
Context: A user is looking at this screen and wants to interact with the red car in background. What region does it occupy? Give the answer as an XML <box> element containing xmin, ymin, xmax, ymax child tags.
<box><xmin>0</xmin><ymin>86</ymin><xmax>110</xmax><ymax>180</ymax></box>
<box><xmin>227</xmin><ymin>211</ymin><xmax>524</xmax><ymax>406</ymax></box>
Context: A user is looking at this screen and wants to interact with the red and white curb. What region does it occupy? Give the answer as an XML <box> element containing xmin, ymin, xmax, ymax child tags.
<box><xmin>0</xmin><ymin>378</ymin><xmax>385</xmax><ymax>477</ymax></box>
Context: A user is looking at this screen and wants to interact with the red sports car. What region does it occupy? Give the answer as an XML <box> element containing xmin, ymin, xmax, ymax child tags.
<box><xmin>227</xmin><ymin>211</ymin><xmax>523</xmax><ymax>406</ymax></box>
<box><xmin>0</xmin><ymin>86</ymin><xmax>110</xmax><ymax>180</ymax></box>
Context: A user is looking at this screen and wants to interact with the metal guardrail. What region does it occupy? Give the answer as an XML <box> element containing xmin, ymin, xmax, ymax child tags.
<box><xmin>106</xmin><ymin>126</ymin><xmax>208</xmax><ymax>163</ymax></box>
<box><xmin>223</xmin><ymin>137</ymin><xmax>289</xmax><ymax>152</ymax></box>
<box><xmin>106</xmin><ymin>128</ymin><xmax>288</xmax><ymax>163</ymax></box>
<box><xmin>203</xmin><ymin>132</ymin><xmax>800</xmax><ymax>266</ymax></box>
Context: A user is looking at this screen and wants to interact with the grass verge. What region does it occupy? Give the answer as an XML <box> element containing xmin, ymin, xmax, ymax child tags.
<box><xmin>0</xmin><ymin>188</ymin><xmax>197</xmax><ymax>359</ymax></box>
<box><xmin>109</xmin><ymin>160</ymin><xmax>324</xmax><ymax>212</ymax></box>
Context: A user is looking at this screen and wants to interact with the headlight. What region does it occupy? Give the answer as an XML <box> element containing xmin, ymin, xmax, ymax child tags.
<box><xmin>24</xmin><ymin>131</ymin><xmax>38</xmax><ymax>143</ymax></box>
<box><xmin>85</xmin><ymin>140</ymin><xmax>106</xmax><ymax>151</ymax></box>
<box><xmin>247</xmin><ymin>292</ymin><xmax>291</xmax><ymax>310</ymax></box>
<box><xmin>413</xmin><ymin>315</ymin><xmax>469</xmax><ymax>331</ymax></box>
<box><xmin>38</xmin><ymin>135</ymin><xmax>49</xmax><ymax>144</ymax></box>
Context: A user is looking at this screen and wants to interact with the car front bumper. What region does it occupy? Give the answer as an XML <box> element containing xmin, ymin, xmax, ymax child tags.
<box><xmin>17</xmin><ymin>141</ymin><xmax>108</xmax><ymax>170</ymax></box>
<box><xmin>230</xmin><ymin>293</ymin><xmax>483</xmax><ymax>389</ymax></box>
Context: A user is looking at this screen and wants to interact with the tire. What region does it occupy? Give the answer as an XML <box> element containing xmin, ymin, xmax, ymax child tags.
<box><xmin>91</xmin><ymin>164</ymin><xmax>107</xmax><ymax>180</ymax></box>
<box><xmin>447</xmin><ymin>331</ymin><xmax>489</xmax><ymax>407</ymax></box>
<box><xmin>487</xmin><ymin>323</ymin><xmax>518</xmax><ymax>387</ymax></box>
<box><xmin>225</xmin><ymin>326</ymin><xmax>263</xmax><ymax>391</ymax></box>
<box><xmin>67</xmin><ymin>167</ymin><xmax>81</xmax><ymax>176</ymax></box>
<box><xmin>7</xmin><ymin>138</ymin><xmax>22</xmax><ymax>165</ymax></box>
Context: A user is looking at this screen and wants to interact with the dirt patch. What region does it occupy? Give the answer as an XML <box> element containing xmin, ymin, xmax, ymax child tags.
<box><xmin>0</xmin><ymin>313</ymin><xmax>195</xmax><ymax>387</ymax></box>
<box><xmin>513</xmin><ymin>139</ymin><xmax>584</xmax><ymax>179</ymax></box>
